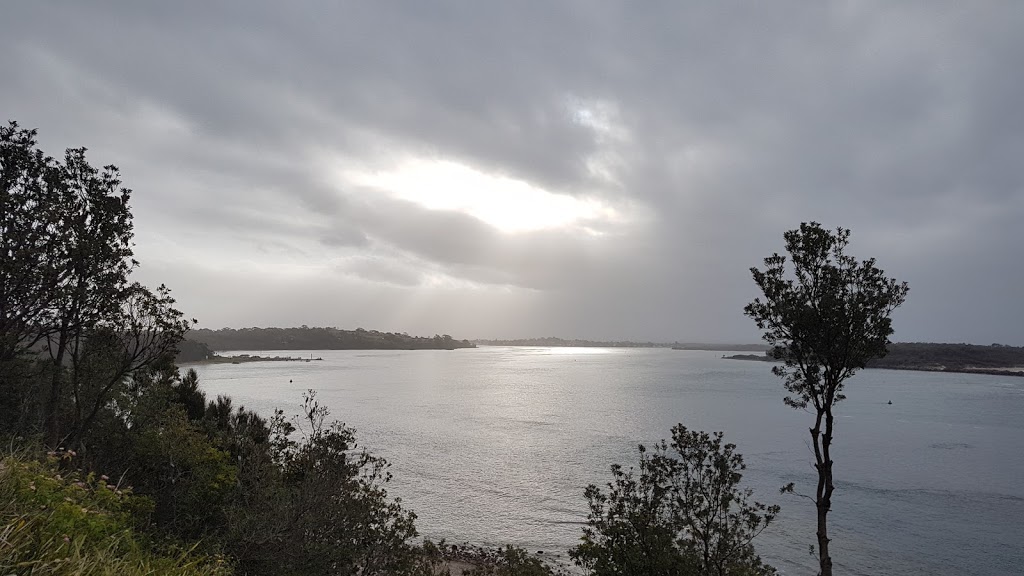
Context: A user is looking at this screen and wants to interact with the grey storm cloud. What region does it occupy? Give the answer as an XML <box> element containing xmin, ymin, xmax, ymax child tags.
<box><xmin>2</xmin><ymin>1</ymin><xmax>1022</xmax><ymax>344</ymax></box>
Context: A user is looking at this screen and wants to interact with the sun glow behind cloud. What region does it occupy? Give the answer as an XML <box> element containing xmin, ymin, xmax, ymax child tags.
<box><xmin>345</xmin><ymin>158</ymin><xmax>619</xmax><ymax>233</ymax></box>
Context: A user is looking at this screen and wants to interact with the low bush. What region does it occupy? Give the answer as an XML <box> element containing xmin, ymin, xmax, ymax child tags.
<box><xmin>0</xmin><ymin>453</ymin><xmax>230</xmax><ymax>576</ymax></box>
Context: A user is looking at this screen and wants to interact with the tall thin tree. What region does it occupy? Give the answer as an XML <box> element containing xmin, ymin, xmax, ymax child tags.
<box><xmin>744</xmin><ymin>222</ymin><xmax>908</xmax><ymax>576</ymax></box>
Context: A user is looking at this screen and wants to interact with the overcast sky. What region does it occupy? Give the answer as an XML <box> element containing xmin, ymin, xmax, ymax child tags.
<box><xmin>3</xmin><ymin>2</ymin><xmax>1022</xmax><ymax>344</ymax></box>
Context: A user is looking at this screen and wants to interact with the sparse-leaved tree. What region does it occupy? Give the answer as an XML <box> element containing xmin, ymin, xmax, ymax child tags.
<box><xmin>744</xmin><ymin>222</ymin><xmax>908</xmax><ymax>576</ymax></box>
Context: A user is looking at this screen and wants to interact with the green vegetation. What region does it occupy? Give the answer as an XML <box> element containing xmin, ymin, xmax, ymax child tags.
<box><xmin>0</xmin><ymin>452</ymin><xmax>229</xmax><ymax>575</ymax></box>
<box><xmin>451</xmin><ymin>545</ymin><xmax>561</xmax><ymax>576</ymax></box>
<box><xmin>745</xmin><ymin>222</ymin><xmax>909</xmax><ymax>576</ymax></box>
<box><xmin>0</xmin><ymin>121</ymin><xmax>192</xmax><ymax>448</ymax></box>
<box><xmin>190</xmin><ymin>326</ymin><xmax>475</xmax><ymax>351</ymax></box>
<box><xmin>570</xmin><ymin>426</ymin><xmax>777</xmax><ymax>576</ymax></box>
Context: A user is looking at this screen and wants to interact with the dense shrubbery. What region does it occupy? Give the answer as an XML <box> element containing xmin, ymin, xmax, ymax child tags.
<box><xmin>462</xmin><ymin>546</ymin><xmax>559</xmax><ymax>576</ymax></box>
<box><xmin>1</xmin><ymin>365</ymin><xmax>450</xmax><ymax>575</ymax></box>
<box><xmin>571</xmin><ymin>426</ymin><xmax>777</xmax><ymax>576</ymax></box>
<box><xmin>0</xmin><ymin>452</ymin><xmax>230</xmax><ymax>575</ymax></box>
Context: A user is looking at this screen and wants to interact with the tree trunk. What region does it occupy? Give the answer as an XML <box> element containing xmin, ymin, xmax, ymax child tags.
<box><xmin>816</xmin><ymin>495</ymin><xmax>832</xmax><ymax>576</ymax></box>
<box><xmin>811</xmin><ymin>407</ymin><xmax>834</xmax><ymax>576</ymax></box>
<box><xmin>817</xmin><ymin>407</ymin><xmax>835</xmax><ymax>576</ymax></box>
<box><xmin>44</xmin><ymin>329</ymin><xmax>68</xmax><ymax>447</ymax></box>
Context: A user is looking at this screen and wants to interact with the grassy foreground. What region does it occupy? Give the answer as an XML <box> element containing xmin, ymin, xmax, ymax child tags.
<box><xmin>0</xmin><ymin>453</ymin><xmax>229</xmax><ymax>576</ymax></box>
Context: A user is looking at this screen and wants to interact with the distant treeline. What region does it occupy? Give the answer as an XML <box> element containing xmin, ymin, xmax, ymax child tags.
<box><xmin>475</xmin><ymin>336</ymin><xmax>767</xmax><ymax>351</ymax></box>
<box><xmin>188</xmin><ymin>326</ymin><xmax>476</xmax><ymax>352</ymax></box>
<box><xmin>873</xmin><ymin>342</ymin><xmax>1024</xmax><ymax>370</ymax></box>
<box><xmin>729</xmin><ymin>342</ymin><xmax>1024</xmax><ymax>373</ymax></box>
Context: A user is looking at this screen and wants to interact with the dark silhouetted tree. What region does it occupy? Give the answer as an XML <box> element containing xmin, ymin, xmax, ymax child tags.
<box><xmin>0</xmin><ymin>122</ymin><xmax>62</xmax><ymax>364</ymax></box>
<box><xmin>0</xmin><ymin>121</ymin><xmax>190</xmax><ymax>445</ymax></box>
<box><xmin>744</xmin><ymin>222</ymin><xmax>908</xmax><ymax>576</ymax></box>
<box><xmin>42</xmin><ymin>145</ymin><xmax>136</xmax><ymax>446</ymax></box>
<box><xmin>0</xmin><ymin>122</ymin><xmax>66</xmax><ymax>428</ymax></box>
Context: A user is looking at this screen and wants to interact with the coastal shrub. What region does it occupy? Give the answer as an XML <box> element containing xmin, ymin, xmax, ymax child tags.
<box><xmin>72</xmin><ymin>363</ymin><xmax>441</xmax><ymax>575</ymax></box>
<box><xmin>571</xmin><ymin>425</ymin><xmax>777</xmax><ymax>576</ymax></box>
<box><xmin>463</xmin><ymin>545</ymin><xmax>558</xmax><ymax>576</ymax></box>
<box><xmin>0</xmin><ymin>453</ymin><xmax>230</xmax><ymax>575</ymax></box>
<box><xmin>74</xmin><ymin>367</ymin><xmax>239</xmax><ymax>543</ymax></box>
<box><xmin>222</xmin><ymin>392</ymin><xmax>439</xmax><ymax>575</ymax></box>
<box><xmin>126</xmin><ymin>406</ymin><xmax>238</xmax><ymax>539</ymax></box>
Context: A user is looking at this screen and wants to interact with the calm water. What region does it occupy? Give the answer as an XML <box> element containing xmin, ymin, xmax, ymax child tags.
<box><xmin>190</xmin><ymin>347</ymin><xmax>1024</xmax><ymax>575</ymax></box>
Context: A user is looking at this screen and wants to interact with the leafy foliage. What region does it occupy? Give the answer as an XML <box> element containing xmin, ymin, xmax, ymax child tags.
<box><xmin>744</xmin><ymin>223</ymin><xmax>909</xmax><ymax>412</ymax></box>
<box><xmin>223</xmin><ymin>391</ymin><xmax>432</xmax><ymax>575</ymax></box>
<box><xmin>463</xmin><ymin>546</ymin><xmax>558</xmax><ymax>576</ymax></box>
<box><xmin>571</xmin><ymin>426</ymin><xmax>777</xmax><ymax>576</ymax></box>
<box><xmin>0</xmin><ymin>120</ymin><xmax>192</xmax><ymax>446</ymax></box>
<box><xmin>0</xmin><ymin>453</ymin><xmax>229</xmax><ymax>575</ymax></box>
<box><xmin>0</xmin><ymin>122</ymin><xmax>61</xmax><ymax>362</ymax></box>
<box><xmin>744</xmin><ymin>222</ymin><xmax>908</xmax><ymax>576</ymax></box>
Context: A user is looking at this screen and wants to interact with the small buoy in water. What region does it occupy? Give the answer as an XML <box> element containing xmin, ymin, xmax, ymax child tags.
<box><xmin>289</xmin><ymin>379</ymin><xmax>293</xmax><ymax>383</ymax></box>
<box><xmin>887</xmin><ymin>400</ymin><xmax>892</xmax><ymax>405</ymax></box>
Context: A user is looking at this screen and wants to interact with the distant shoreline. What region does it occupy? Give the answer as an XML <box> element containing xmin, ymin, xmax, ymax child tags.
<box><xmin>474</xmin><ymin>340</ymin><xmax>767</xmax><ymax>351</ymax></box>
<box><xmin>180</xmin><ymin>353</ymin><xmax>324</xmax><ymax>366</ymax></box>
<box><xmin>722</xmin><ymin>354</ymin><xmax>1024</xmax><ymax>378</ymax></box>
<box><xmin>176</xmin><ymin>327</ymin><xmax>476</xmax><ymax>363</ymax></box>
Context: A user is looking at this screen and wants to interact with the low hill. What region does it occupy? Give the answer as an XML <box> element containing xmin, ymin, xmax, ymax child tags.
<box><xmin>188</xmin><ymin>326</ymin><xmax>476</xmax><ymax>352</ymax></box>
<box><xmin>726</xmin><ymin>342</ymin><xmax>1024</xmax><ymax>376</ymax></box>
<box><xmin>873</xmin><ymin>342</ymin><xmax>1024</xmax><ymax>371</ymax></box>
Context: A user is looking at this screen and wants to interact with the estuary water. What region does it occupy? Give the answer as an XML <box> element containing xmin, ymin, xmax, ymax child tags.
<box><xmin>191</xmin><ymin>347</ymin><xmax>1024</xmax><ymax>575</ymax></box>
